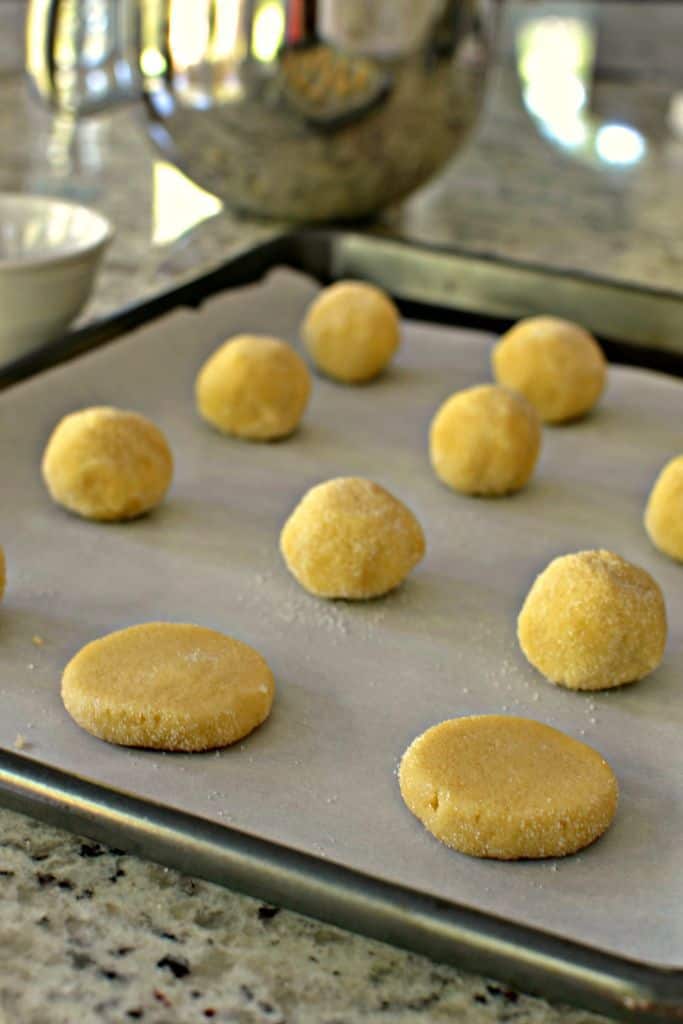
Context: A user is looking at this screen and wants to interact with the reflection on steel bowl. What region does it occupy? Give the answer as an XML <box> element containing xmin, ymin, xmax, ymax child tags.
<box><xmin>27</xmin><ymin>0</ymin><xmax>495</xmax><ymax>222</ymax></box>
<box><xmin>141</xmin><ymin>0</ymin><xmax>494</xmax><ymax>221</ymax></box>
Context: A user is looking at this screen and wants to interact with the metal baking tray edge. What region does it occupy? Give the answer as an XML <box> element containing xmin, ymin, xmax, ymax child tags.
<box><xmin>1</xmin><ymin>231</ymin><xmax>682</xmax><ymax>1020</ymax></box>
<box><xmin>1</xmin><ymin>751</ymin><xmax>682</xmax><ymax>1023</ymax></box>
<box><xmin>2</xmin><ymin>228</ymin><xmax>683</xmax><ymax>390</ymax></box>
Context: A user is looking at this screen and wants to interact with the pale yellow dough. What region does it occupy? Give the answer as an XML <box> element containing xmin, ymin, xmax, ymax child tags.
<box><xmin>399</xmin><ymin>715</ymin><xmax>618</xmax><ymax>860</ymax></box>
<box><xmin>196</xmin><ymin>334</ymin><xmax>311</xmax><ymax>441</ymax></box>
<box><xmin>644</xmin><ymin>455</ymin><xmax>683</xmax><ymax>561</ymax></box>
<box><xmin>518</xmin><ymin>550</ymin><xmax>666</xmax><ymax>691</ymax></box>
<box><xmin>42</xmin><ymin>407</ymin><xmax>173</xmax><ymax>522</ymax></box>
<box><xmin>301</xmin><ymin>280</ymin><xmax>400</xmax><ymax>383</ymax></box>
<box><xmin>492</xmin><ymin>316</ymin><xmax>606</xmax><ymax>423</ymax></box>
<box><xmin>62</xmin><ymin>622</ymin><xmax>275</xmax><ymax>751</ymax></box>
<box><xmin>280</xmin><ymin>477</ymin><xmax>425</xmax><ymax>599</ymax></box>
<box><xmin>429</xmin><ymin>384</ymin><xmax>541</xmax><ymax>496</ymax></box>
<box><xmin>0</xmin><ymin>545</ymin><xmax>5</xmax><ymax>603</ymax></box>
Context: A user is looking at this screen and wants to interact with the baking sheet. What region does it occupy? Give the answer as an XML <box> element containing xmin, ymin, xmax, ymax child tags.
<box><xmin>0</xmin><ymin>268</ymin><xmax>681</xmax><ymax>970</ymax></box>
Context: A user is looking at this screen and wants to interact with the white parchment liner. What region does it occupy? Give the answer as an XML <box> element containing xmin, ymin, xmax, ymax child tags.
<box><xmin>0</xmin><ymin>270</ymin><xmax>680</xmax><ymax>967</ymax></box>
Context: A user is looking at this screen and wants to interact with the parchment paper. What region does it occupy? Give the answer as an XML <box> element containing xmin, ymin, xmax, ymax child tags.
<box><xmin>1</xmin><ymin>269</ymin><xmax>681</xmax><ymax>968</ymax></box>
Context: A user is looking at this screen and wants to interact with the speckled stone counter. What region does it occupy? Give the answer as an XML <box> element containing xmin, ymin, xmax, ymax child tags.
<box><xmin>390</xmin><ymin>70</ymin><xmax>683</xmax><ymax>294</ymax></box>
<box><xmin>0</xmin><ymin>805</ymin><xmax>610</xmax><ymax>1024</ymax></box>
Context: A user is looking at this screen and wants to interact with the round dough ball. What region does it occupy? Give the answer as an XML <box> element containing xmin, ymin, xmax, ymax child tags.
<box><xmin>644</xmin><ymin>456</ymin><xmax>683</xmax><ymax>561</ymax></box>
<box><xmin>196</xmin><ymin>334</ymin><xmax>311</xmax><ymax>441</ymax></box>
<box><xmin>518</xmin><ymin>550</ymin><xmax>666</xmax><ymax>691</ymax></box>
<box><xmin>0</xmin><ymin>545</ymin><xmax>5</xmax><ymax>603</ymax></box>
<box><xmin>399</xmin><ymin>715</ymin><xmax>618</xmax><ymax>860</ymax></box>
<box><xmin>62</xmin><ymin>622</ymin><xmax>275</xmax><ymax>751</ymax></box>
<box><xmin>280</xmin><ymin>477</ymin><xmax>425</xmax><ymax>599</ymax></box>
<box><xmin>429</xmin><ymin>384</ymin><xmax>541</xmax><ymax>496</ymax></box>
<box><xmin>301</xmin><ymin>280</ymin><xmax>400</xmax><ymax>383</ymax></box>
<box><xmin>492</xmin><ymin>316</ymin><xmax>606</xmax><ymax>423</ymax></box>
<box><xmin>42</xmin><ymin>407</ymin><xmax>173</xmax><ymax>522</ymax></box>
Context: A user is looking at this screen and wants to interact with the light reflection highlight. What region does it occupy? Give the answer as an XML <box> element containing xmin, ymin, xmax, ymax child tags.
<box><xmin>524</xmin><ymin>76</ymin><xmax>586</xmax><ymax>123</ymax></box>
<box><xmin>140</xmin><ymin>46</ymin><xmax>167</xmax><ymax>77</ymax></box>
<box><xmin>595</xmin><ymin>124</ymin><xmax>646</xmax><ymax>166</ymax></box>
<box><xmin>517</xmin><ymin>15</ymin><xmax>647</xmax><ymax>167</ymax></box>
<box><xmin>152</xmin><ymin>161</ymin><xmax>222</xmax><ymax>247</ymax></box>
<box><xmin>169</xmin><ymin>0</ymin><xmax>211</xmax><ymax>70</ymax></box>
<box><xmin>252</xmin><ymin>0</ymin><xmax>285</xmax><ymax>63</ymax></box>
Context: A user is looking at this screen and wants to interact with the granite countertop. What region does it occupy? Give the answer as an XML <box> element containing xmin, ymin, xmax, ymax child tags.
<box><xmin>0</xmin><ymin>805</ymin><xmax>609</xmax><ymax>1024</ymax></box>
<box><xmin>1</xmin><ymin>5</ymin><xmax>680</xmax><ymax>1021</ymax></box>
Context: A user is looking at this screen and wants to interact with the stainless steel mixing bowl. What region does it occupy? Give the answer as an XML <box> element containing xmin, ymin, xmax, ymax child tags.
<box><xmin>27</xmin><ymin>0</ymin><xmax>495</xmax><ymax>222</ymax></box>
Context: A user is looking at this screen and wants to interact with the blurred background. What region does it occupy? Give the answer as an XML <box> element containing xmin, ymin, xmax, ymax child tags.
<box><xmin>0</xmin><ymin>0</ymin><xmax>681</xmax><ymax>344</ymax></box>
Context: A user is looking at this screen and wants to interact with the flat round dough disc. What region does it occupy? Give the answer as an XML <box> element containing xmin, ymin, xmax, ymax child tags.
<box><xmin>399</xmin><ymin>715</ymin><xmax>618</xmax><ymax>860</ymax></box>
<box><xmin>62</xmin><ymin>623</ymin><xmax>275</xmax><ymax>751</ymax></box>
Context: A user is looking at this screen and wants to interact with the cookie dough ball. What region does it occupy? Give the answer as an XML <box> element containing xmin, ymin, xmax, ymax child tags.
<box><xmin>42</xmin><ymin>407</ymin><xmax>173</xmax><ymax>522</ymax></box>
<box><xmin>492</xmin><ymin>316</ymin><xmax>606</xmax><ymax>423</ymax></box>
<box><xmin>280</xmin><ymin>477</ymin><xmax>425</xmax><ymax>599</ymax></box>
<box><xmin>644</xmin><ymin>456</ymin><xmax>683</xmax><ymax>561</ymax></box>
<box><xmin>302</xmin><ymin>281</ymin><xmax>400</xmax><ymax>383</ymax></box>
<box><xmin>399</xmin><ymin>715</ymin><xmax>618</xmax><ymax>860</ymax></box>
<box><xmin>196</xmin><ymin>334</ymin><xmax>311</xmax><ymax>441</ymax></box>
<box><xmin>62</xmin><ymin>622</ymin><xmax>275</xmax><ymax>751</ymax></box>
<box><xmin>518</xmin><ymin>550</ymin><xmax>666</xmax><ymax>691</ymax></box>
<box><xmin>0</xmin><ymin>545</ymin><xmax>5</xmax><ymax>603</ymax></box>
<box><xmin>429</xmin><ymin>384</ymin><xmax>541</xmax><ymax>496</ymax></box>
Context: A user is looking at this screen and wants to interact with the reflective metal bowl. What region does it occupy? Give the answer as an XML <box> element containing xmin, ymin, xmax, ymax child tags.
<box><xmin>28</xmin><ymin>0</ymin><xmax>495</xmax><ymax>222</ymax></box>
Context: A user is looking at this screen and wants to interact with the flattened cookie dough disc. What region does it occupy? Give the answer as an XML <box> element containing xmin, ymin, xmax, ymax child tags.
<box><xmin>399</xmin><ymin>715</ymin><xmax>618</xmax><ymax>860</ymax></box>
<box><xmin>518</xmin><ymin>550</ymin><xmax>666</xmax><ymax>691</ymax></box>
<box><xmin>280</xmin><ymin>476</ymin><xmax>425</xmax><ymax>599</ymax></box>
<box><xmin>62</xmin><ymin>623</ymin><xmax>275</xmax><ymax>751</ymax></box>
<box><xmin>42</xmin><ymin>406</ymin><xmax>173</xmax><ymax>521</ymax></box>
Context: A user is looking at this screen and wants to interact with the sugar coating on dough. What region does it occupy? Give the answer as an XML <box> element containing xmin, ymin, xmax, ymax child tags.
<box><xmin>62</xmin><ymin>622</ymin><xmax>275</xmax><ymax>751</ymax></box>
<box><xmin>196</xmin><ymin>334</ymin><xmax>311</xmax><ymax>441</ymax></box>
<box><xmin>492</xmin><ymin>316</ymin><xmax>606</xmax><ymax>423</ymax></box>
<box><xmin>280</xmin><ymin>477</ymin><xmax>425</xmax><ymax>599</ymax></box>
<box><xmin>399</xmin><ymin>715</ymin><xmax>618</xmax><ymax>860</ymax></box>
<box><xmin>301</xmin><ymin>280</ymin><xmax>400</xmax><ymax>383</ymax></box>
<box><xmin>429</xmin><ymin>384</ymin><xmax>541</xmax><ymax>496</ymax></box>
<box><xmin>518</xmin><ymin>550</ymin><xmax>666</xmax><ymax>691</ymax></box>
<box><xmin>644</xmin><ymin>455</ymin><xmax>683</xmax><ymax>562</ymax></box>
<box><xmin>42</xmin><ymin>407</ymin><xmax>173</xmax><ymax>522</ymax></box>
<box><xmin>0</xmin><ymin>545</ymin><xmax>5</xmax><ymax>603</ymax></box>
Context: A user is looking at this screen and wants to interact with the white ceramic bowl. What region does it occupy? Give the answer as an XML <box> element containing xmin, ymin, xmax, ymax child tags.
<box><xmin>0</xmin><ymin>194</ymin><xmax>113</xmax><ymax>361</ymax></box>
